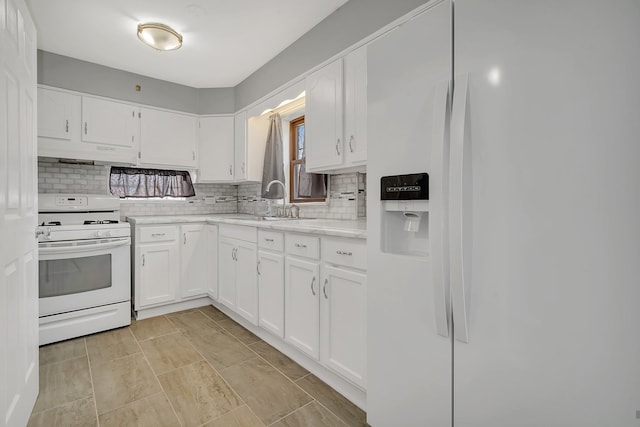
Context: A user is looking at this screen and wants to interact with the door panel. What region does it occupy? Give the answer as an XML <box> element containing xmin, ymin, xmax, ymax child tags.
<box><xmin>235</xmin><ymin>242</ymin><xmax>257</xmax><ymax>325</ymax></box>
<box><xmin>454</xmin><ymin>1</ymin><xmax>640</xmax><ymax>425</ymax></box>
<box><xmin>0</xmin><ymin>0</ymin><xmax>39</xmax><ymax>424</ymax></box>
<box><xmin>284</xmin><ymin>257</ymin><xmax>319</xmax><ymax>359</ymax></box>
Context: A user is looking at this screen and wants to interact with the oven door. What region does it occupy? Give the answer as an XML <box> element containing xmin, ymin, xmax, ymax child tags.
<box><xmin>38</xmin><ymin>237</ymin><xmax>131</xmax><ymax>317</ymax></box>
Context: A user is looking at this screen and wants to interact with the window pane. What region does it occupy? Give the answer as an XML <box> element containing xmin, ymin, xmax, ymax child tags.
<box><xmin>292</xmin><ymin>163</ymin><xmax>327</xmax><ymax>201</ymax></box>
<box><xmin>296</xmin><ymin>123</ymin><xmax>305</xmax><ymax>160</ymax></box>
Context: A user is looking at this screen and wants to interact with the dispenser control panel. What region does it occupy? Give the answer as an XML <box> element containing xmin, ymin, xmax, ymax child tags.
<box><xmin>380</xmin><ymin>173</ymin><xmax>429</xmax><ymax>200</ymax></box>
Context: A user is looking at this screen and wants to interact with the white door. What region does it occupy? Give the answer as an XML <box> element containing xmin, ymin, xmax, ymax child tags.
<box><xmin>180</xmin><ymin>224</ymin><xmax>207</xmax><ymax>298</ymax></box>
<box><xmin>218</xmin><ymin>237</ymin><xmax>236</xmax><ymax>309</ymax></box>
<box><xmin>205</xmin><ymin>225</ymin><xmax>218</xmax><ymax>300</ymax></box>
<box><xmin>366</xmin><ymin>2</ymin><xmax>452</xmax><ymax>426</ymax></box>
<box><xmin>233</xmin><ymin>110</ymin><xmax>247</xmax><ymax>181</ymax></box>
<box><xmin>284</xmin><ymin>257</ymin><xmax>320</xmax><ymax>359</ymax></box>
<box><xmin>37</xmin><ymin>88</ymin><xmax>79</xmax><ymax>141</ymax></box>
<box><xmin>140</xmin><ymin>107</ymin><xmax>197</xmax><ymax>168</ymax></box>
<box><xmin>320</xmin><ymin>266</ymin><xmax>366</xmax><ymax>388</ymax></box>
<box><xmin>305</xmin><ymin>58</ymin><xmax>344</xmax><ymax>171</ymax></box>
<box><xmin>235</xmin><ymin>241</ymin><xmax>258</xmax><ymax>325</ymax></box>
<box><xmin>138</xmin><ymin>243</ymin><xmax>179</xmax><ymax>308</ymax></box>
<box><xmin>257</xmin><ymin>250</ymin><xmax>284</xmax><ymax>337</ymax></box>
<box><xmin>82</xmin><ymin>96</ymin><xmax>138</xmax><ymax>148</ymax></box>
<box><xmin>343</xmin><ymin>45</ymin><xmax>367</xmax><ymax>166</ymax></box>
<box><xmin>0</xmin><ymin>0</ymin><xmax>39</xmax><ymax>425</ymax></box>
<box><xmin>453</xmin><ymin>1</ymin><xmax>640</xmax><ymax>426</ymax></box>
<box><xmin>198</xmin><ymin>116</ymin><xmax>234</xmax><ymax>181</ymax></box>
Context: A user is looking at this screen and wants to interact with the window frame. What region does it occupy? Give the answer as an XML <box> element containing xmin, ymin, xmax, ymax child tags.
<box><xmin>288</xmin><ymin>115</ymin><xmax>326</xmax><ymax>203</ymax></box>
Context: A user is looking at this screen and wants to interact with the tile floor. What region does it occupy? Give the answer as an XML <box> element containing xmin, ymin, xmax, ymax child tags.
<box><xmin>29</xmin><ymin>305</ymin><xmax>368</xmax><ymax>427</ymax></box>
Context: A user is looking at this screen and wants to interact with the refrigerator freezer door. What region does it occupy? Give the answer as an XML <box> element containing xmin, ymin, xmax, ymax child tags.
<box><xmin>453</xmin><ymin>0</ymin><xmax>640</xmax><ymax>425</ymax></box>
<box><xmin>366</xmin><ymin>1</ymin><xmax>452</xmax><ymax>426</ymax></box>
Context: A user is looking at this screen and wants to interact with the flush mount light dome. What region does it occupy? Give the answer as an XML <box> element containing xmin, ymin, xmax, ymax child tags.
<box><xmin>137</xmin><ymin>23</ymin><xmax>182</xmax><ymax>51</ymax></box>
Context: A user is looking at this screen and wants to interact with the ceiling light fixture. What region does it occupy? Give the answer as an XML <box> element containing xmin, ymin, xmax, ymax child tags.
<box><xmin>137</xmin><ymin>23</ymin><xmax>183</xmax><ymax>51</ymax></box>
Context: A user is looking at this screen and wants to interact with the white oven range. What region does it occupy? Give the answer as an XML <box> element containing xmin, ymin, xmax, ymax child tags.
<box><xmin>37</xmin><ymin>194</ymin><xmax>131</xmax><ymax>345</ymax></box>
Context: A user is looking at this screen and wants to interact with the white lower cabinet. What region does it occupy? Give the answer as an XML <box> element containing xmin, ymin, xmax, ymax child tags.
<box><xmin>206</xmin><ymin>225</ymin><xmax>219</xmax><ymax>300</ymax></box>
<box><xmin>180</xmin><ymin>224</ymin><xmax>209</xmax><ymax>298</ymax></box>
<box><xmin>320</xmin><ymin>265</ymin><xmax>367</xmax><ymax>389</ymax></box>
<box><xmin>133</xmin><ymin>223</ymin><xmax>215</xmax><ymax>315</ymax></box>
<box><xmin>258</xmin><ymin>250</ymin><xmax>284</xmax><ymax>337</ymax></box>
<box><xmin>136</xmin><ymin>226</ymin><xmax>180</xmax><ymax>308</ymax></box>
<box><xmin>218</xmin><ymin>225</ymin><xmax>258</xmax><ymax>325</ymax></box>
<box><xmin>285</xmin><ymin>256</ymin><xmax>320</xmax><ymax>359</ymax></box>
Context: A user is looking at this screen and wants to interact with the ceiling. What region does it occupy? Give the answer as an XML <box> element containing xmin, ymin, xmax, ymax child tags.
<box><xmin>26</xmin><ymin>0</ymin><xmax>349</xmax><ymax>88</ymax></box>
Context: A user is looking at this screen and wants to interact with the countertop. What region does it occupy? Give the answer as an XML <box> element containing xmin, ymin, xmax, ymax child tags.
<box><xmin>126</xmin><ymin>214</ymin><xmax>367</xmax><ymax>239</ymax></box>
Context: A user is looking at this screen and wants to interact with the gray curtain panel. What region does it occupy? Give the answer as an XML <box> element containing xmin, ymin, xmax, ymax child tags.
<box><xmin>109</xmin><ymin>167</ymin><xmax>195</xmax><ymax>198</ymax></box>
<box><xmin>261</xmin><ymin>113</ymin><xmax>286</xmax><ymax>198</ymax></box>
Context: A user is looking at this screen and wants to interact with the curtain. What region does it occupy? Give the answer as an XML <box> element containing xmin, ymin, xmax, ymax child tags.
<box><xmin>109</xmin><ymin>167</ymin><xmax>195</xmax><ymax>198</ymax></box>
<box><xmin>261</xmin><ymin>113</ymin><xmax>286</xmax><ymax>199</ymax></box>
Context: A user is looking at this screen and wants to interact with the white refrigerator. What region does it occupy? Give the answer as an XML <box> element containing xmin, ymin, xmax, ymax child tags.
<box><xmin>366</xmin><ymin>1</ymin><xmax>640</xmax><ymax>426</ymax></box>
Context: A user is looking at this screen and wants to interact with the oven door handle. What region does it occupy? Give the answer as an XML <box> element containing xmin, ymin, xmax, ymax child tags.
<box><xmin>39</xmin><ymin>237</ymin><xmax>130</xmax><ymax>255</ymax></box>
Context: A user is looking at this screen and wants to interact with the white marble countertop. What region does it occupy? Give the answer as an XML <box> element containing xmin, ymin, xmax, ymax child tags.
<box><xmin>126</xmin><ymin>214</ymin><xmax>367</xmax><ymax>239</ymax></box>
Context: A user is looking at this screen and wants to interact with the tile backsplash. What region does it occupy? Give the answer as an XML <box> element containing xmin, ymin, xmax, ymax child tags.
<box><xmin>37</xmin><ymin>158</ymin><xmax>366</xmax><ymax>220</ymax></box>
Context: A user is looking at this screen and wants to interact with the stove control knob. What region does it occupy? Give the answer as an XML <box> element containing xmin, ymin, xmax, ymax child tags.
<box><xmin>105</xmin><ymin>231</ymin><xmax>112</xmax><ymax>237</ymax></box>
<box><xmin>95</xmin><ymin>231</ymin><xmax>104</xmax><ymax>238</ymax></box>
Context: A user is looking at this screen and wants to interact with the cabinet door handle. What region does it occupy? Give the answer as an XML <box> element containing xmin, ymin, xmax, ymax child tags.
<box><xmin>142</xmin><ymin>254</ymin><xmax>145</xmax><ymax>266</ymax></box>
<box><xmin>65</xmin><ymin>119</ymin><xmax>69</xmax><ymax>133</ymax></box>
<box><xmin>241</xmin><ymin>162</ymin><xmax>245</xmax><ymax>174</ymax></box>
<box><xmin>84</xmin><ymin>122</ymin><xmax>88</xmax><ymax>134</ymax></box>
<box><xmin>323</xmin><ymin>278</ymin><xmax>328</xmax><ymax>299</ymax></box>
<box><xmin>336</xmin><ymin>250</ymin><xmax>353</xmax><ymax>256</ymax></box>
<box><xmin>183</xmin><ymin>233</ymin><xmax>186</xmax><ymax>244</ymax></box>
<box><xmin>229</xmin><ymin>165</ymin><xmax>233</xmax><ymax>176</ymax></box>
<box><xmin>257</xmin><ymin>260</ymin><xmax>261</xmax><ymax>275</ymax></box>
<box><xmin>349</xmin><ymin>135</ymin><xmax>354</xmax><ymax>152</ymax></box>
<box><xmin>335</xmin><ymin>138</ymin><xmax>341</xmax><ymax>156</ymax></box>
<box><xmin>192</xmin><ymin>151</ymin><xmax>195</xmax><ymax>161</ymax></box>
<box><xmin>311</xmin><ymin>276</ymin><xmax>316</xmax><ymax>296</ymax></box>
<box><xmin>231</xmin><ymin>248</ymin><xmax>235</xmax><ymax>261</ymax></box>
<box><xmin>295</xmin><ymin>243</ymin><xmax>307</xmax><ymax>249</ymax></box>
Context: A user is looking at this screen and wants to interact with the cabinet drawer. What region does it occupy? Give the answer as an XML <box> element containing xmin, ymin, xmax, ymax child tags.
<box><xmin>139</xmin><ymin>226</ymin><xmax>178</xmax><ymax>243</ymax></box>
<box><xmin>258</xmin><ymin>230</ymin><xmax>284</xmax><ymax>251</ymax></box>
<box><xmin>286</xmin><ymin>233</ymin><xmax>320</xmax><ymax>260</ymax></box>
<box><xmin>219</xmin><ymin>224</ymin><xmax>257</xmax><ymax>243</ymax></box>
<box><xmin>322</xmin><ymin>237</ymin><xmax>366</xmax><ymax>270</ymax></box>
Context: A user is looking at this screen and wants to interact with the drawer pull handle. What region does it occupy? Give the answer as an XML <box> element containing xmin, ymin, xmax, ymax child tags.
<box><xmin>65</xmin><ymin>119</ymin><xmax>69</xmax><ymax>133</ymax></box>
<box><xmin>336</xmin><ymin>250</ymin><xmax>353</xmax><ymax>256</ymax></box>
<box><xmin>142</xmin><ymin>254</ymin><xmax>145</xmax><ymax>266</ymax></box>
<box><xmin>257</xmin><ymin>260</ymin><xmax>261</xmax><ymax>275</ymax></box>
<box><xmin>323</xmin><ymin>278</ymin><xmax>328</xmax><ymax>299</ymax></box>
<box><xmin>151</xmin><ymin>233</ymin><xmax>166</xmax><ymax>237</ymax></box>
<box><xmin>295</xmin><ymin>243</ymin><xmax>307</xmax><ymax>249</ymax></box>
<box><xmin>311</xmin><ymin>276</ymin><xmax>316</xmax><ymax>296</ymax></box>
<box><xmin>265</xmin><ymin>238</ymin><xmax>274</xmax><ymax>242</ymax></box>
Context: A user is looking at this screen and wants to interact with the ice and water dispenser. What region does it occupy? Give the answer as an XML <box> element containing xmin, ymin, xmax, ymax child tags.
<box><xmin>380</xmin><ymin>173</ymin><xmax>429</xmax><ymax>256</ymax></box>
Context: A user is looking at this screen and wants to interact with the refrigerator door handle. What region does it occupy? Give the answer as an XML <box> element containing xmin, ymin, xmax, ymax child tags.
<box><xmin>450</xmin><ymin>73</ymin><xmax>472</xmax><ymax>343</ymax></box>
<box><xmin>431</xmin><ymin>81</ymin><xmax>451</xmax><ymax>338</ymax></box>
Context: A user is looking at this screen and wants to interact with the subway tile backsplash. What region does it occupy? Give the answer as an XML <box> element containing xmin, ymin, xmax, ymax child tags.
<box><xmin>37</xmin><ymin>158</ymin><xmax>366</xmax><ymax>220</ymax></box>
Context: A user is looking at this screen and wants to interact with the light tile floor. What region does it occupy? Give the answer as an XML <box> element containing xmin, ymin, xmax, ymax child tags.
<box><xmin>29</xmin><ymin>305</ymin><xmax>368</xmax><ymax>427</ymax></box>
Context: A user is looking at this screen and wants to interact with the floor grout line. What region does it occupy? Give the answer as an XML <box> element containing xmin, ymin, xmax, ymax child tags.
<box><xmin>84</xmin><ymin>337</ymin><xmax>100</xmax><ymax>426</ymax></box>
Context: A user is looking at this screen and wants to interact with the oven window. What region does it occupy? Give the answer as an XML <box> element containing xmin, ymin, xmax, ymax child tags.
<box><xmin>39</xmin><ymin>254</ymin><xmax>112</xmax><ymax>298</ymax></box>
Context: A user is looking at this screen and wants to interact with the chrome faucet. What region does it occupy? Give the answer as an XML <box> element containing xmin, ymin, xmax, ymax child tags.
<box><xmin>266</xmin><ymin>180</ymin><xmax>286</xmax><ymax>217</ymax></box>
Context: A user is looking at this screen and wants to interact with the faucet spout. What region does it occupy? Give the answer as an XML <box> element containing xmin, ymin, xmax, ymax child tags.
<box><xmin>266</xmin><ymin>180</ymin><xmax>286</xmax><ymax>194</ymax></box>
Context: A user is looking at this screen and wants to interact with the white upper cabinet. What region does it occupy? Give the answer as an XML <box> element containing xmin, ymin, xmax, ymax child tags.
<box><xmin>343</xmin><ymin>45</ymin><xmax>367</xmax><ymax>166</ymax></box>
<box><xmin>140</xmin><ymin>107</ymin><xmax>198</xmax><ymax>168</ymax></box>
<box><xmin>38</xmin><ymin>87</ymin><xmax>80</xmax><ymax>141</ymax></box>
<box><xmin>198</xmin><ymin>115</ymin><xmax>234</xmax><ymax>181</ymax></box>
<box><xmin>305</xmin><ymin>58</ymin><xmax>344</xmax><ymax>172</ymax></box>
<box><xmin>234</xmin><ymin>110</ymin><xmax>248</xmax><ymax>181</ymax></box>
<box><xmin>82</xmin><ymin>96</ymin><xmax>139</xmax><ymax>148</ymax></box>
<box><xmin>304</xmin><ymin>47</ymin><xmax>368</xmax><ymax>173</ymax></box>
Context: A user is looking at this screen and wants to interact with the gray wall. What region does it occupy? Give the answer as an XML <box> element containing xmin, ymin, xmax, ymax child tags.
<box><xmin>37</xmin><ymin>0</ymin><xmax>428</xmax><ymax>113</ymax></box>
<box><xmin>234</xmin><ymin>0</ymin><xmax>429</xmax><ymax>109</ymax></box>
<box><xmin>37</xmin><ymin>50</ymin><xmax>235</xmax><ymax>114</ymax></box>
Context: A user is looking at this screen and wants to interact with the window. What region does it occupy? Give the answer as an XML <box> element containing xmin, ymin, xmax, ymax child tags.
<box><xmin>289</xmin><ymin>116</ymin><xmax>327</xmax><ymax>203</ymax></box>
<box><xmin>109</xmin><ymin>167</ymin><xmax>195</xmax><ymax>198</ymax></box>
